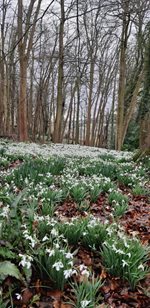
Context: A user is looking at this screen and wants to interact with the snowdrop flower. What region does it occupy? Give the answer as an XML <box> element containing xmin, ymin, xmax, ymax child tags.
<box><xmin>83</xmin><ymin>232</ymin><xmax>87</xmax><ymax>236</ymax></box>
<box><xmin>81</xmin><ymin>300</ymin><xmax>91</xmax><ymax>307</ymax></box>
<box><xmin>19</xmin><ymin>254</ymin><xmax>33</xmax><ymax>269</ymax></box>
<box><xmin>116</xmin><ymin>249</ymin><xmax>125</xmax><ymax>255</ymax></box>
<box><xmin>68</xmin><ymin>260</ymin><xmax>73</xmax><ymax>267</ymax></box>
<box><xmin>51</xmin><ymin>228</ymin><xmax>58</xmax><ymax>237</ymax></box>
<box><xmin>52</xmin><ymin>261</ymin><xmax>64</xmax><ymax>271</ymax></box>
<box><xmin>122</xmin><ymin>260</ymin><xmax>128</xmax><ymax>268</ymax></box>
<box><xmin>46</xmin><ymin>248</ymin><xmax>55</xmax><ymax>256</ymax></box>
<box><xmin>42</xmin><ymin>235</ymin><xmax>49</xmax><ymax>242</ymax></box>
<box><xmin>54</xmin><ymin>242</ymin><xmax>60</xmax><ymax>249</ymax></box>
<box><xmin>127</xmin><ymin>252</ymin><xmax>131</xmax><ymax>258</ymax></box>
<box><xmin>65</xmin><ymin>252</ymin><xmax>73</xmax><ymax>259</ymax></box>
<box><xmin>24</xmin><ymin>177</ymin><xmax>29</xmax><ymax>185</ymax></box>
<box><xmin>106</xmin><ymin>227</ymin><xmax>113</xmax><ymax>236</ymax></box>
<box><xmin>23</xmin><ymin>233</ymin><xmax>37</xmax><ymax>248</ymax></box>
<box><xmin>138</xmin><ymin>264</ymin><xmax>145</xmax><ymax>271</ymax></box>
<box><xmin>123</xmin><ymin>239</ymin><xmax>130</xmax><ymax>248</ymax></box>
<box><xmin>112</xmin><ymin>244</ymin><xmax>117</xmax><ymax>252</ymax></box>
<box><xmin>81</xmin><ymin>270</ymin><xmax>90</xmax><ymax>278</ymax></box>
<box><xmin>117</xmin><ymin>231</ymin><xmax>124</xmax><ymax>238</ymax></box>
<box><xmin>104</xmin><ymin>219</ymin><xmax>109</xmax><ymax>225</ymax></box>
<box><xmin>79</xmin><ymin>264</ymin><xmax>90</xmax><ymax>277</ymax></box>
<box><xmin>29</xmin><ymin>237</ymin><xmax>37</xmax><ymax>248</ymax></box>
<box><xmin>0</xmin><ymin>205</ymin><xmax>10</xmax><ymax>218</ymax></box>
<box><xmin>64</xmin><ymin>269</ymin><xmax>77</xmax><ymax>279</ymax></box>
<box><xmin>15</xmin><ymin>293</ymin><xmax>22</xmax><ymax>300</ymax></box>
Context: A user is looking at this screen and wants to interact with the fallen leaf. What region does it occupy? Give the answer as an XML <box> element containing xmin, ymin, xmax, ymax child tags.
<box><xmin>22</xmin><ymin>288</ymin><xmax>33</xmax><ymax>304</ymax></box>
<box><xmin>78</xmin><ymin>249</ymin><xmax>92</xmax><ymax>266</ymax></box>
<box><xmin>35</xmin><ymin>279</ymin><xmax>41</xmax><ymax>294</ymax></box>
<box><xmin>60</xmin><ymin>303</ymin><xmax>73</xmax><ymax>308</ymax></box>
<box><xmin>53</xmin><ymin>299</ymin><xmax>61</xmax><ymax>308</ymax></box>
<box><xmin>100</xmin><ymin>268</ymin><xmax>107</xmax><ymax>279</ymax></box>
<box><xmin>47</xmin><ymin>290</ymin><xmax>63</xmax><ymax>299</ymax></box>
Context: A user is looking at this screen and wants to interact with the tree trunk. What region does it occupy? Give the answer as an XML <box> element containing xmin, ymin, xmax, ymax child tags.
<box><xmin>115</xmin><ymin>4</ymin><xmax>130</xmax><ymax>151</ymax></box>
<box><xmin>18</xmin><ymin>56</ymin><xmax>28</xmax><ymax>141</ymax></box>
<box><xmin>140</xmin><ymin>113</ymin><xmax>150</xmax><ymax>150</ymax></box>
<box><xmin>53</xmin><ymin>0</ymin><xmax>65</xmax><ymax>143</ymax></box>
<box><xmin>85</xmin><ymin>59</ymin><xmax>95</xmax><ymax>146</ymax></box>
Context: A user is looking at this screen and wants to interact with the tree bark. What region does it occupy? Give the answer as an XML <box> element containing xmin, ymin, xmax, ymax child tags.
<box><xmin>53</xmin><ymin>0</ymin><xmax>65</xmax><ymax>143</ymax></box>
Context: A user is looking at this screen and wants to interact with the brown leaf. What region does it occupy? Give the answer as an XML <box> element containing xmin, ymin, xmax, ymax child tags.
<box><xmin>35</xmin><ymin>279</ymin><xmax>41</xmax><ymax>294</ymax></box>
<box><xmin>47</xmin><ymin>290</ymin><xmax>63</xmax><ymax>299</ymax></box>
<box><xmin>22</xmin><ymin>288</ymin><xmax>33</xmax><ymax>304</ymax></box>
<box><xmin>99</xmin><ymin>268</ymin><xmax>107</xmax><ymax>279</ymax></box>
<box><xmin>78</xmin><ymin>249</ymin><xmax>92</xmax><ymax>266</ymax></box>
<box><xmin>60</xmin><ymin>303</ymin><xmax>73</xmax><ymax>308</ymax></box>
<box><xmin>53</xmin><ymin>299</ymin><xmax>61</xmax><ymax>308</ymax></box>
<box><xmin>101</xmin><ymin>285</ymin><xmax>110</xmax><ymax>294</ymax></box>
<box><xmin>110</xmin><ymin>279</ymin><xmax>120</xmax><ymax>291</ymax></box>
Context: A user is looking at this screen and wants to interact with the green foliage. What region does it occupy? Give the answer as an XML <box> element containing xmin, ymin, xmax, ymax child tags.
<box><xmin>0</xmin><ymin>261</ymin><xmax>23</xmax><ymax>283</ymax></box>
<box><xmin>70</xmin><ymin>185</ymin><xmax>88</xmax><ymax>204</ymax></box>
<box><xmin>108</xmin><ymin>191</ymin><xmax>128</xmax><ymax>217</ymax></box>
<box><xmin>70</xmin><ymin>277</ymin><xmax>102</xmax><ymax>308</ymax></box>
<box><xmin>117</xmin><ymin>173</ymin><xmax>137</xmax><ymax>187</ymax></box>
<box><xmin>101</xmin><ymin>235</ymin><xmax>149</xmax><ymax>290</ymax></box>
<box><xmin>123</xmin><ymin>120</ymin><xmax>140</xmax><ymax>151</ymax></box>
<box><xmin>34</xmin><ymin>246</ymin><xmax>74</xmax><ymax>290</ymax></box>
<box><xmin>41</xmin><ymin>202</ymin><xmax>56</xmax><ymax>216</ymax></box>
<box><xmin>132</xmin><ymin>185</ymin><xmax>147</xmax><ymax>196</ymax></box>
<box><xmin>101</xmin><ymin>181</ymin><xmax>116</xmax><ymax>193</ymax></box>
<box><xmin>81</xmin><ymin>220</ymin><xmax>107</xmax><ymax>250</ymax></box>
<box><xmin>58</xmin><ymin>219</ymin><xmax>85</xmax><ymax>246</ymax></box>
<box><xmin>5</xmin><ymin>157</ymin><xmax>65</xmax><ymax>188</ymax></box>
<box><xmin>89</xmin><ymin>185</ymin><xmax>102</xmax><ymax>202</ymax></box>
<box><xmin>113</xmin><ymin>203</ymin><xmax>128</xmax><ymax>217</ymax></box>
<box><xmin>0</xmin><ymin>246</ymin><xmax>16</xmax><ymax>260</ymax></box>
<box><xmin>78</xmin><ymin>161</ymin><xmax>118</xmax><ymax>180</ymax></box>
<box><xmin>139</xmin><ymin>32</ymin><xmax>150</xmax><ymax>120</ymax></box>
<box><xmin>108</xmin><ymin>191</ymin><xmax>128</xmax><ymax>206</ymax></box>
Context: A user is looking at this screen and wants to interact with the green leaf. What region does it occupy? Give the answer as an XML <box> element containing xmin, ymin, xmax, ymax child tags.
<box><xmin>0</xmin><ymin>261</ymin><xmax>22</xmax><ymax>282</ymax></box>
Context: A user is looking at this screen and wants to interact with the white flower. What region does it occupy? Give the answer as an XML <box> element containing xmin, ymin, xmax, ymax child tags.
<box><xmin>68</xmin><ymin>260</ymin><xmax>73</xmax><ymax>267</ymax></box>
<box><xmin>138</xmin><ymin>264</ymin><xmax>145</xmax><ymax>271</ymax></box>
<box><xmin>0</xmin><ymin>205</ymin><xmax>10</xmax><ymax>218</ymax></box>
<box><xmin>81</xmin><ymin>300</ymin><xmax>91</xmax><ymax>307</ymax></box>
<box><xmin>46</xmin><ymin>248</ymin><xmax>55</xmax><ymax>256</ymax></box>
<box><xmin>112</xmin><ymin>244</ymin><xmax>117</xmax><ymax>252</ymax></box>
<box><xmin>42</xmin><ymin>235</ymin><xmax>49</xmax><ymax>242</ymax></box>
<box><xmin>15</xmin><ymin>293</ymin><xmax>22</xmax><ymax>300</ymax></box>
<box><xmin>24</xmin><ymin>177</ymin><xmax>29</xmax><ymax>184</ymax></box>
<box><xmin>83</xmin><ymin>232</ymin><xmax>87</xmax><ymax>236</ymax></box>
<box><xmin>122</xmin><ymin>259</ymin><xmax>128</xmax><ymax>268</ymax></box>
<box><xmin>123</xmin><ymin>239</ymin><xmax>130</xmax><ymax>248</ymax></box>
<box><xmin>79</xmin><ymin>265</ymin><xmax>90</xmax><ymax>277</ymax></box>
<box><xmin>64</xmin><ymin>269</ymin><xmax>77</xmax><ymax>279</ymax></box>
<box><xmin>116</xmin><ymin>249</ymin><xmax>125</xmax><ymax>255</ymax></box>
<box><xmin>127</xmin><ymin>252</ymin><xmax>131</xmax><ymax>258</ymax></box>
<box><xmin>54</xmin><ymin>242</ymin><xmax>60</xmax><ymax>249</ymax></box>
<box><xmin>19</xmin><ymin>254</ymin><xmax>33</xmax><ymax>269</ymax></box>
<box><xmin>79</xmin><ymin>264</ymin><xmax>87</xmax><ymax>271</ymax></box>
<box><xmin>51</xmin><ymin>228</ymin><xmax>58</xmax><ymax>237</ymax></box>
<box><xmin>106</xmin><ymin>228</ymin><xmax>113</xmax><ymax>236</ymax></box>
<box><xmin>65</xmin><ymin>252</ymin><xmax>73</xmax><ymax>259</ymax></box>
<box><xmin>52</xmin><ymin>261</ymin><xmax>64</xmax><ymax>271</ymax></box>
<box><xmin>81</xmin><ymin>269</ymin><xmax>90</xmax><ymax>277</ymax></box>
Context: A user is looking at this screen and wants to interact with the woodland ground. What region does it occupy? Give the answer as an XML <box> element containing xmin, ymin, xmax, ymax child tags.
<box><xmin>0</xmin><ymin>140</ymin><xmax>150</xmax><ymax>308</ymax></box>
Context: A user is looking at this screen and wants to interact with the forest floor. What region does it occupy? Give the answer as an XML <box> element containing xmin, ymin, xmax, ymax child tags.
<box><xmin>0</xmin><ymin>140</ymin><xmax>150</xmax><ymax>308</ymax></box>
